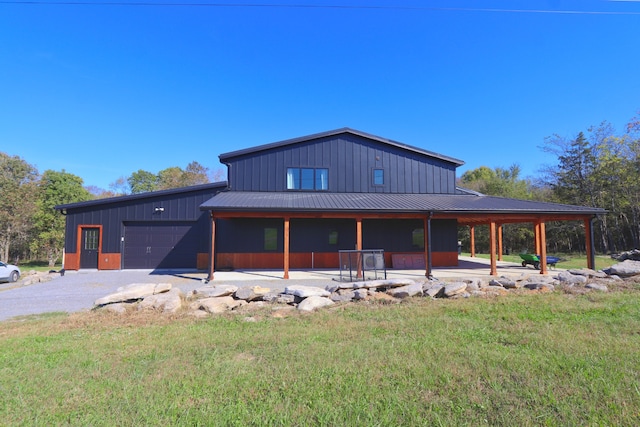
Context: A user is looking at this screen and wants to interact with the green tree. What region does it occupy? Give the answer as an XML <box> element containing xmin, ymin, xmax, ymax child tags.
<box><xmin>457</xmin><ymin>164</ymin><xmax>536</xmax><ymax>254</ymax></box>
<box><xmin>157</xmin><ymin>166</ymin><xmax>184</xmax><ymax>190</ymax></box>
<box><xmin>459</xmin><ymin>164</ymin><xmax>531</xmax><ymax>199</ymax></box>
<box><xmin>31</xmin><ymin>170</ymin><xmax>91</xmax><ymax>267</ymax></box>
<box><xmin>128</xmin><ymin>169</ymin><xmax>158</xmax><ymax>194</ymax></box>
<box><xmin>0</xmin><ymin>153</ymin><xmax>38</xmax><ymax>262</ymax></box>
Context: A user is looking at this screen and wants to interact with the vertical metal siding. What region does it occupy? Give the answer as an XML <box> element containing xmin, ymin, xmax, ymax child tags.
<box><xmin>63</xmin><ymin>187</ymin><xmax>220</xmax><ymax>255</ymax></box>
<box><xmin>225</xmin><ymin>133</ymin><xmax>457</xmax><ymax>194</ymax></box>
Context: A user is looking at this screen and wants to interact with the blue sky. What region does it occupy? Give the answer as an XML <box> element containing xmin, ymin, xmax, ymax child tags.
<box><xmin>1</xmin><ymin>0</ymin><xmax>639</xmax><ymax>190</ymax></box>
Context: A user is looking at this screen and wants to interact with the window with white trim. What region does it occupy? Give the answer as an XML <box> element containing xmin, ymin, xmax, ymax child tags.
<box><xmin>286</xmin><ymin>168</ymin><xmax>328</xmax><ymax>190</ymax></box>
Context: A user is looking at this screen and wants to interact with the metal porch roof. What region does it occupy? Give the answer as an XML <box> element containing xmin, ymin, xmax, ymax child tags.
<box><xmin>200</xmin><ymin>191</ymin><xmax>606</xmax><ymax>216</ymax></box>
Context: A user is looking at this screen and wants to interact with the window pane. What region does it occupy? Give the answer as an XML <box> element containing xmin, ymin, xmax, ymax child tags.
<box><xmin>373</xmin><ymin>169</ymin><xmax>384</xmax><ymax>186</ymax></box>
<box><xmin>316</xmin><ymin>169</ymin><xmax>328</xmax><ymax>190</ymax></box>
<box><xmin>300</xmin><ymin>168</ymin><xmax>314</xmax><ymax>190</ymax></box>
<box><xmin>264</xmin><ymin>228</ymin><xmax>278</xmax><ymax>251</ymax></box>
<box><xmin>412</xmin><ymin>228</ymin><xmax>425</xmax><ymax>249</ymax></box>
<box><xmin>328</xmin><ymin>230</ymin><xmax>338</xmax><ymax>245</ymax></box>
<box><xmin>85</xmin><ymin>229</ymin><xmax>99</xmax><ymax>250</ymax></box>
<box><xmin>287</xmin><ymin>168</ymin><xmax>299</xmax><ymax>189</ymax></box>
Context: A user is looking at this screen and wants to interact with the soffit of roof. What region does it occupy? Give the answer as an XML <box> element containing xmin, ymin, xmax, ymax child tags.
<box><xmin>219</xmin><ymin>128</ymin><xmax>465</xmax><ymax>166</ymax></box>
<box><xmin>200</xmin><ymin>191</ymin><xmax>606</xmax><ymax>215</ymax></box>
<box><xmin>55</xmin><ymin>181</ymin><xmax>228</xmax><ymax>211</ymax></box>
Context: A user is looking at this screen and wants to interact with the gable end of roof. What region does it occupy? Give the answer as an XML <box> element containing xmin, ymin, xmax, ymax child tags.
<box><xmin>219</xmin><ymin>128</ymin><xmax>465</xmax><ymax>166</ymax></box>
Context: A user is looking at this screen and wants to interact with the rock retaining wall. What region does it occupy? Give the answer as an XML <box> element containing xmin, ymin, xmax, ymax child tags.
<box><xmin>93</xmin><ymin>262</ymin><xmax>636</xmax><ymax>317</ymax></box>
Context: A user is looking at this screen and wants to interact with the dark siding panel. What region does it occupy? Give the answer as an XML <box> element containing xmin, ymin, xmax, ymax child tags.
<box><xmin>63</xmin><ymin>187</ymin><xmax>220</xmax><ymax>258</ymax></box>
<box><xmin>217</xmin><ymin>218</ymin><xmax>283</xmax><ymax>253</ymax></box>
<box><xmin>431</xmin><ymin>219</ymin><xmax>458</xmax><ymax>251</ymax></box>
<box><xmin>290</xmin><ymin>219</ymin><xmax>356</xmax><ymax>252</ymax></box>
<box><xmin>363</xmin><ymin>219</ymin><xmax>425</xmax><ymax>252</ymax></box>
<box><xmin>224</xmin><ymin>132</ymin><xmax>459</xmax><ymax>194</ymax></box>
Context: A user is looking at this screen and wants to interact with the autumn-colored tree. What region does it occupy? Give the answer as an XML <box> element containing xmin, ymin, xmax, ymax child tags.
<box><xmin>0</xmin><ymin>153</ymin><xmax>39</xmax><ymax>262</ymax></box>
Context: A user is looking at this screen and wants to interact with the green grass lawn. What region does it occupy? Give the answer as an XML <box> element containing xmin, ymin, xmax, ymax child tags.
<box><xmin>1</xmin><ymin>285</ymin><xmax>639</xmax><ymax>426</ymax></box>
<box><xmin>12</xmin><ymin>260</ymin><xmax>63</xmax><ymax>273</ymax></box>
<box><xmin>462</xmin><ymin>252</ymin><xmax>617</xmax><ymax>271</ymax></box>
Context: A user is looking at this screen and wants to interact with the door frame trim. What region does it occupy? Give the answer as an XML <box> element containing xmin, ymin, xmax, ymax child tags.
<box><xmin>77</xmin><ymin>225</ymin><xmax>103</xmax><ymax>269</ymax></box>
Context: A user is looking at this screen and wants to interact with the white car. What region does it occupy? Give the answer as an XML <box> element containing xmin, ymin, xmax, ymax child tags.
<box><xmin>0</xmin><ymin>261</ymin><xmax>20</xmax><ymax>283</ymax></box>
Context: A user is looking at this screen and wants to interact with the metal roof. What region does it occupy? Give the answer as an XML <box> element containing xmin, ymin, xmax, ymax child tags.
<box><xmin>200</xmin><ymin>191</ymin><xmax>606</xmax><ymax>216</ymax></box>
<box><xmin>219</xmin><ymin>128</ymin><xmax>465</xmax><ymax>167</ymax></box>
<box><xmin>55</xmin><ymin>182</ymin><xmax>227</xmax><ymax>211</ymax></box>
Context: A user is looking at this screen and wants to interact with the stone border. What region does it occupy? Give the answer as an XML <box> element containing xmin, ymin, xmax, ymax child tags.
<box><xmin>93</xmin><ymin>265</ymin><xmax>633</xmax><ymax>317</ymax></box>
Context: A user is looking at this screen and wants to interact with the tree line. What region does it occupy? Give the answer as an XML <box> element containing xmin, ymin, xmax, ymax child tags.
<box><xmin>2</xmin><ymin>113</ymin><xmax>638</xmax><ymax>265</ymax></box>
<box><xmin>0</xmin><ymin>159</ymin><xmax>220</xmax><ymax>266</ymax></box>
<box><xmin>458</xmin><ymin>113</ymin><xmax>640</xmax><ymax>255</ymax></box>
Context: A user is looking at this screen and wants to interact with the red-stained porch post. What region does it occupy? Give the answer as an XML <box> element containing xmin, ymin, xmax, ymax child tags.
<box><xmin>539</xmin><ymin>221</ymin><xmax>548</xmax><ymax>274</ymax></box>
<box><xmin>534</xmin><ymin>222</ymin><xmax>541</xmax><ymax>256</ymax></box>
<box><xmin>489</xmin><ymin>221</ymin><xmax>497</xmax><ymax>276</ymax></box>
<box><xmin>498</xmin><ymin>224</ymin><xmax>504</xmax><ymax>261</ymax></box>
<box><xmin>208</xmin><ymin>212</ymin><xmax>216</xmax><ymax>281</ymax></box>
<box><xmin>424</xmin><ymin>214</ymin><xmax>432</xmax><ymax>278</ymax></box>
<box><xmin>283</xmin><ymin>216</ymin><xmax>290</xmax><ymax>279</ymax></box>
<box><xmin>470</xmin><ymin>225</ymin><xmax>476</xmax><ymax>257</ymax></box>
<box><xmin>356</xmin><ymin>217</ymin><xmax>363</xmax><ymax>279</ymax></box>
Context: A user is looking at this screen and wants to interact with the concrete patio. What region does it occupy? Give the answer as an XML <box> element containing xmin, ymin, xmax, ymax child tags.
<box><xmin>208</xmin><ymin>255</ymin><xmax>561</xmax><ymax>282</ymax></box>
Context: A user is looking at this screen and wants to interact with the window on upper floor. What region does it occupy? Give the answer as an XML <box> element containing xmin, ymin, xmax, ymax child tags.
<box><xmin>287</xmin><ymin>168</ymin><xmax>329</xmax><ymax>190</ymax></box>
<box><xmin>373</xmin><ymin>168</ymin><xmax>384</xmax><ymax>186</ymax></box>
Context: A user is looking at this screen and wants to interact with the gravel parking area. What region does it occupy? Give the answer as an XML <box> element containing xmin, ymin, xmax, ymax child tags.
<box><xmin>0</xmin><ymin>270</ymin><xmax>336</xmax><ymax>322</ymax></box>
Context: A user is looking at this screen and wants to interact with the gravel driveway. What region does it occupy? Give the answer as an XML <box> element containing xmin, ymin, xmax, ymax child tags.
<box><xmin>0</xmin><ymin>270</ymin><xmax>334</xmax><ymax>322</ymax></box>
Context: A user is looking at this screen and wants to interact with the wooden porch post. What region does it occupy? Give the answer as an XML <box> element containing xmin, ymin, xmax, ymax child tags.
<box><xmin>489</xmin><ymin>221</ymin><xmax>497</xmax><ymax>276</ymax></box>
<box><xmin>585</xmin><ymin>217</ymin><xmax>595</xmax><ymax>270</ymax></box>
<box><xmin>470</xmin><ymin>225</ymin><xmax>476</xmax><ymax>257</ymax></box>
<box><xmin>534</xmin><ymin>222</ymin><xmax>541</xmax><ymax>255</ymax></box>
<box><xmin>208</xmin><ymin>213</ymin><xmax>216</xmax><ymax>281</ymax></box>
<box><xmin>356</xmin><ymin>217</ymin><xmax>363</xmax><ymax>279</ymax></box>
<box><xmin>283</xmin><ymin>216</ymin><xmax>290</xmax><ymax>279</ymax></box>
<box><xmin>539</xmin><ymin>221</ymin><xmax>547</xmax><ymax>274</ymax></box>
<box><xmin>424</xmin><ymin>214</ymin><xmax>432</xmax><ymax>278</ymax></box>
<box><xmin>498</xmin><ymin>224</ymin><xmax>504</xmax><ymax>261</ymax></box>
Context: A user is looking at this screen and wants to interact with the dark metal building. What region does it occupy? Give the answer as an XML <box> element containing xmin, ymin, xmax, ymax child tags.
<box><xmin>57</xmin><ymin>183</ymin><xmax>225</xmax><ymax>270</ymax></box>
<box><xmin>57</xmin><ymin>128</ymin><xmax>606</xmax><ymax>276</ymax></box>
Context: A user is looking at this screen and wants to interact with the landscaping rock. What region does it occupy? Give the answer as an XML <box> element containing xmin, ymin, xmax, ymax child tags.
<box><xmin>94</xmin><ymin>283</ymin><xmax>172</xmax><ymax>306</ymax></box>
<box><xmin>585</xmin><ymin>283</ymin><xmax>608</xmax><ymax>292</ymax></box>
<box><xmin>198</xmin><ymin>296</ymin><xmax>246</xmax><ymax>314</ymax></box>
<box><xmin>556</xmin><ymin>271</ymin><xmax>588</xmax><ymax>285</ymax></box>
<box><xmin>608</xmin><ymin>260</ymin><xmax>640</xmax><ymax>277</ymax></box>
<box><xmin>340</xmin><ymin>278</ymin><xmax>416</xmax><ymax>290</ymax></box>
<box><xmin>425</xmin><ymin>284</ymin><xmax>445</xmax><ymax>298</ymax></box>
<box><xmin>139</xmin><ymin>288</ymin><xmax>184</xmax><ymax>313</ymax></box>
<box><xmin>235</xmin><ymin>286</ymin><xmax>271</xmax><ymax>301</ymax></box>
<box><xmin>331</xmin><ymin>292</ymin><xmax>354</xmax><ymax>302</ymax></box>
<box><xmin>386</xmin><ymin>282</ymin><xmax>423</xmax><ymax>298</ymax></box>
<box><xmin>611</xmin><ymin>249</ymin><xmax>640</xmax><ymax>261</ymax></box>
<box><xmin>194</xmin><ymin>284</ymin><xmax>238</xmax><ymax>298</ymax></box>
<box><xmin>523</xmin><ymin>282</ymin><xmax>555</xmax><ymax>292</ymax></box>
<box><xmin>444</xmin><ymin>282</ymin><xmax>467</xmax><ymax>297</ymax></box>
<box><xmin>353</xmin><ymin>289</ymin><xmax>368</xmax><ymax>300</ymax></box>
<box><xmin>284</xmin><ymin>285</ymin><xmax>330</xmax><ymax>298</ymax></box>
<box><xmin>297</xmin><ymin>296</ymin><xmax>334</xmax><ymax>312</ymax></box>
<box><xmin>568</xmin><ymin>269</ymin><xmax>608</xmax><ymax>279</ymax></box>
<box><xmin>490</xmin><ymin>277</ymin><xmax>520</xmax><ymax>289</ymax></box>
